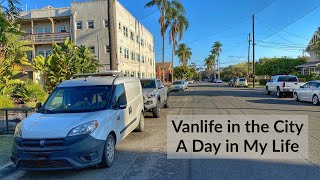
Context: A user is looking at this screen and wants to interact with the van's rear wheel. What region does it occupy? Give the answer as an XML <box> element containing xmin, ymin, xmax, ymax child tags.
<box><xmin>99</xmin><ymin>134</ymin><xmax>115</xmax><ymax>168</ymax></box>
<box><xmin>312</xmin><ymin>95</ymin><xmax>319</xmax><ymax>105</ymax></box>
<box><xmin>266</xmin><ymin>87</ymin><xmax>271</xmax><ymax>95</ymax></box>
<box><xmin>135</xmin><ymin>112</ymin><xmax>144</xmax><ymax>132</ymax></box>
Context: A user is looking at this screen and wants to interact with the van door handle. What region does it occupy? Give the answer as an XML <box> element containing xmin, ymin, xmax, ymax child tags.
<box><xmin>129</xmin><ymin>106</ymin><xmax>132</xmax><ymax>115</ymax></box>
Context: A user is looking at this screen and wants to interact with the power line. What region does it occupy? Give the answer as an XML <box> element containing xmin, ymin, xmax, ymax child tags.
<box><xmin>261</xmin><ymin>3</ymin><xmax>320</xmax><ymax>41</ymax></box>
<box><xmin>256</xmin><ymin>16</ymin><xmax>309</xmax><ymax>41</ymax></box>
<box><xmin>255</xmin><ymin>17</ymin><xmax>295</xmax><ymax>45</ymax></box>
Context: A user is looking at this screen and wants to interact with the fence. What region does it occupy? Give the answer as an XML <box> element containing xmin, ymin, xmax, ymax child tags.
<box><xmin>0</xmin><ymin>108</ymin><xmax>35</xmax><ymax>135</ymax></box>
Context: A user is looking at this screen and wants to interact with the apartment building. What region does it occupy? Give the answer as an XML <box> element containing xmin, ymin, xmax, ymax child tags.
<box><xmin>19</xmin><ymin>0</ymin><xmax>155</xmax><ymax>85</ymax></box>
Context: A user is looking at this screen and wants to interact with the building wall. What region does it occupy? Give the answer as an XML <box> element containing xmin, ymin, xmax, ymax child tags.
<box><xmin>71</xmin><ymin>0</ymin><xmax>110</xmax><ymax>71</ymax></box>
<box><xmin>116</xmin><ymin>1</ymin><xmax>155</xmax><ymax>78</ymax></box>
<box><xmin>307</xmin><ymin>51</ymin><xmax>318</xmax><ymax>61</ymax></box>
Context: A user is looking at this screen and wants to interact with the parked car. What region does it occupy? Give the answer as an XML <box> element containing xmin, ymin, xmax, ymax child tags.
<box><xmin>140</xmin><ymin>78</ymin><xmax>169</xmax><ymax>118</ymax></box>
<box><xmin>11</xmin><ymin>72</ymin><xmax>144</xmax><ymax>170</ymax></box>
<box><xmin>293</xmin><ymin>81</ymin><xmax>320</xmax><ymax>105</ymax></box>
<box><xmin>228</xmin><ymin>77</ymin><xmax>237</xmax><ymax>86</ymax></box>
<box><xmin>172</xmin><ymin>80</ymin><xmax>187</xmax><ymax>91</ymax></box>
<box><xmin>235</xmin><ymin>78</ymin><xmax>248</xmax><ymax>87</ymax></box>
<box><xmin>216</xmin><ymin>79</ymin><xmax>223</xmax><ymax>83</ymax></box>
<box><xmin>266</xmin><ymin>75</ymin><xmax>305</xmax><ymax>97</ymax></box>
<box><xmin>188</xmin><ymin>80</ymin><xmax>194</xmax><ymax>84</ymax></box>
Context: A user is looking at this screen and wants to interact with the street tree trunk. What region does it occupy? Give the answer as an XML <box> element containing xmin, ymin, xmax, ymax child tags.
<box><xmin>162</xmin><ymin>34</ymin><xmax>165</xmax><ymax>82</ymax></box>
<box><xmin>171</xmin><ymin>44</ymin><xmax>175</xmax><ymax>83</ymax></box>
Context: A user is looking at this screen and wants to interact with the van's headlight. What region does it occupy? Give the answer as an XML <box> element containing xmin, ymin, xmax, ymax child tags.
<box><xmin>14</xmin><ymin>123</ymin><xmax>22</xmax><ymax>137</ymax></box>
<box><xmin>67</xmin><ymin>121</ymin><xmax>98</xmax><ymax>136</ymax></box>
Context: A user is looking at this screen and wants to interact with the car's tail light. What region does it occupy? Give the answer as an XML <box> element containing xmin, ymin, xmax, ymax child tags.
<box><xmin>282</xmin><ymin>82</ymin><xmax>285</xmax><ymax>87</ymax></box>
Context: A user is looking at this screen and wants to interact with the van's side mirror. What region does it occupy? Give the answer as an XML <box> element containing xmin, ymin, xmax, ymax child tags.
<box><xmin>118</xmin><ymin>97</ymin><xmax>127</xmax><ymax>109</ymax></box>
<box><xmin>36</xmin><ymin>102</ymin><xmax>42</xmax><ymax>111</ymax></box>
<box><xmin>300</xmin><ymin>86</ymin><xmax>304</xmax><ymax>88</ymax></box>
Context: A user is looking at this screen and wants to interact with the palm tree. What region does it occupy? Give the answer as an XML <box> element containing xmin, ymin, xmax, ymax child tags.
<box><xmin>211</xmin><ymin>41</ymin><xmax>222</xmax><ymax>79</ymax></box>
<box><xmin>166</xmin><ymin>0</ymin><xmax>188</xmax><ymax>82</ymax></box>
<box><xmin>176</xmin><ymin>43</ymin><xmax>192</xmax><ymax>65</ymax></box>
<box><xmin>145</xmin><ymin>0</ymin><xmax>171</xmax><ymax>82</ymax></box>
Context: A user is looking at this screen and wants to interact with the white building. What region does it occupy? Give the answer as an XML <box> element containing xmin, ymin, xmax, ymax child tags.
<box><xmin>19</xmin><ymin>0</ymin><xmax>156</xmax><ymax>85</ymax></box>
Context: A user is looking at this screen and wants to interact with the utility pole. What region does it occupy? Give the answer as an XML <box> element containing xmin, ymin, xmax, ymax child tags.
<box><xmin>302</xmin><ymin>49</ymin><xmax>305</xmax><ymax>57</ymax></box>
<box><xmin>108</xmin><ymin>0</ymin><xmax>118</xmax><ymax>70</ymax></box>
<box><xmin>252</xmin><ymin>14</ymin><xmax>256</xmax><ymax>88</ymax></box>
<box><xmin>247</xmin><ymin>33</ymin><xmax>251</xmax><ymax>78</ymax></box>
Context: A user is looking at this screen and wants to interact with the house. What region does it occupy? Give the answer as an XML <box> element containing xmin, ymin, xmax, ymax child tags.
<box><xmin>19</xmin><ymin>0</ymin><xmax>156</xmax><ymax>86</ymax></box>
<box><xmin>296</xmin><ymin>28</ymin><xmax>320</xmax><ymax>75</ymax></box>
<box><xmin>156</xmin><ymin>62</ymin><xmax>172</xmax><ymax>83</ymax></box>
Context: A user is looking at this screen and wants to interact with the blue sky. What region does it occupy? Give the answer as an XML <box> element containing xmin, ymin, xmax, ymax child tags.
<box><xmin>21</xmin><ymin>0</ymin><xmax>320</xmax><ymax>68</ymax></box>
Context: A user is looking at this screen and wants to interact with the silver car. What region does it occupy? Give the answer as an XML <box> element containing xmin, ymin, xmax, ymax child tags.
<box><xmin>235</xmin><ymin>78</ymin><xmax>248</xmax><ymax>87</ymax></box>
<box><xmin>172</xmin><ymin>80</ymin><xmax>187</xmax><ymax>91</ymax></box>
<box><xmin>293</xmin><ymin>81</ymin><xmax>320</xmax><ymax>105</ymax></box>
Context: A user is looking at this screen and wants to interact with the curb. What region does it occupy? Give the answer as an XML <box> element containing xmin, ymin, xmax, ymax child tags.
<box><xmin>0</xmin><ymin>162</ymin><xmax>13</xmax><ymax>171</ymax></box>
<box><xmin>0</xmin><ymin>162</ymin><xmax>16</xmax><ymax>178</ymax></box>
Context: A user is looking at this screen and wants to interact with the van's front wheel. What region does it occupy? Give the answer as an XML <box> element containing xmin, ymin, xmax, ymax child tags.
<box><xmin>99</xmin><ymin>134</ymin><xmax>115</xmax><ymax>168</ymax></box>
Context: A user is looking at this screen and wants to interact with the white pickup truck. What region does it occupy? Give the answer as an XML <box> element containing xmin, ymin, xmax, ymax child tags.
<box><xmin>266</xmin><ymin>75</ymin><xmax>306</xmax><ymax>97</ymax></box>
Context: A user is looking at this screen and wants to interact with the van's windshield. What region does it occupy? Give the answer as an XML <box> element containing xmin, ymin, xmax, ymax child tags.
<box><xmin>42</xmin><ymin>85</ymin><xmax>112</xmax><ymax>114</ymax></box>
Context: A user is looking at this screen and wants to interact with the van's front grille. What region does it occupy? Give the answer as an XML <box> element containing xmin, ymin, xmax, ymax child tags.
<box><xmin>17</xmin><ymin>160</ymin><xmax>71</xmax><ymax>169</ymax></box>
<box><xmin>22</xmin><ymin>138</ymin><xmax>65</xmax><ymax>148</ymax></box>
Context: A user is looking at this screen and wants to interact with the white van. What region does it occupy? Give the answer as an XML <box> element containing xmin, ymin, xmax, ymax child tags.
<box><xmin>11</xmin><ymin>72</ymin><xmax>144</xmax><ymax>170</ymax></box>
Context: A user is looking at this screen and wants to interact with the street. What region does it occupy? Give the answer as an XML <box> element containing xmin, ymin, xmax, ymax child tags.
<box><xmin>2</xmin><ymin>82</ymin><xmax>320</xmax><ymax>180</ymax></box>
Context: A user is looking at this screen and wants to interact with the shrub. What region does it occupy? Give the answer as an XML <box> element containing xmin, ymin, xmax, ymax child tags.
<box><xmin>298</xmin><ymin>78</ymin><xmax>307</xmax><ymax>82</ymax></box>
<box><xmin>18</xmin><ymin>80</ymin><xmax>47</xmax><ymax>107</ymax></box>
<box><xmin>0</xmin><ymin>95</ymin><xmax>14</xmax><ymax>108</ymax></box>
<box><xmin>259</xmin><ymin>79</ymin><xmax>269</xmax><ymax>85</ymax></box>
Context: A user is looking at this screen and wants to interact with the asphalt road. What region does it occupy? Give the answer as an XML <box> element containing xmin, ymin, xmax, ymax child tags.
<box><xmin>2</xmin><ymin>82</ymin><xmax>320</xmax><ymax>180</ymax></box>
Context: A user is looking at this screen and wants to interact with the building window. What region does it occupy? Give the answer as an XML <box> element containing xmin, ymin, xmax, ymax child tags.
<box><xmin>60</xmin><ymin>26</ymin><xmax>67</xmax><ymax>33</ymax></box>
<box><xmin>119</xmin><ymin>22</ymin><xmax>122</xmax><ymax>30</ymax></box>
<box><xmin>36</xmin><ymin>27</ymin><xmax>51</xmax><ymax>34</ymax></box>
<box><xmin>131</xmin><ymin>51</ymin><xmax>135</xmax><ymax>60</ymax></box>
<box><xmin>131</xmin><ymin>71</ymin><xmax>136</xmax><ymax>77</ymax></box>
<box><xmin>141</xmin><ymin>38</ymin><xmax>144</xmax><ymax>46</ymax></box>
<box><xmin>137</xmin><ymin>54</ymin><xmax>140</xmax><ymax>62</ymax></box>
<box><xmin>38</xmin><ymin>51</ymin><xmax>45</xmax><ymax>56</ymax></box>
<box><xmin>76</xmin><ymin>21</ymin><xmax>82</xmax><ymax>30</ymax></box>
<box><xmin>105</xmin><ymin>45</ymin><xmax>110</xmax><ymax>54</ymax></box>
<box><xmin>87</xmin><ymin>20</ymin><xmax>94</xmax><ymax>29</ymax></box>
<box><xmin>104</xmin><ymin>20</ymin><xmax>109</xmax><ymax>28</ymax></box>
<box><xmin>142</xmin><ymin>55</ymin><xmax>145</xmax><ymax>63</ymax></box>
<box><xmin>90</xmin><ymin>46</ymin><xmax>95</xmax><ymax>54</ymax></box>
<box><xmin>119</xmin><ymin>46</ymin><xmax>123</xmax><ymax>54</ymax></box>
<box><xmin>45</xmin><ymin>50</ymin><xmax>51</xmax><ymax>57</ymax></box>
<box><xmin>125</xmin><ymin>70</ymin><xmax>130</xmax><ymax>76</ymax></box>
<box><xmin>130</xmin><ymin>31</ymin><xmax>134</xmax><ymax>41</ymax></box>
<box><xmin>124</xmin><ymin>48</ymin><xmax>129</xmax><ymax>59</ymax></box>
<box><xmin>136</xmin><ymin>35</ymin><xmax>140</xmax><ymax>44</ymax></box>
<box><xmin>123</xmin><ymin>26</ymin><xmax>128</xmax><ymax>37</ymax></box>
<box><xmin>142</xmin><ymin>72</ymin><xmax>145</xmax><ymax>78</ymax></box>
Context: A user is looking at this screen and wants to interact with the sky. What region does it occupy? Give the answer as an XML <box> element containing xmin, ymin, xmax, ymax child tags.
<box><xmin>20</xmin><ymin>0</ymin><xmax>320</xmax><ymax>68</ymax></box>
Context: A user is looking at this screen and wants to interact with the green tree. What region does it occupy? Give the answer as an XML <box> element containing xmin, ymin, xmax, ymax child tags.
<box><xmin>0</xmin><ymin>33</ymin><xmax>31</xmax><ymax>96</ymax></box>
<box><xmin>176</xmin><ymin>43</ymin><xmax>192</xmax><ymax>65</ymax></box>
<box><xmin>166</xmin><ymin>0</ymin><xmax>188</xmax><ymax>82</ymax></box>
<box><xmin>211</xmin><ymin>41</ymin><xmax>222</xmax><ymax>79</ymax></box>
<box><xmin>255</xmin><ymin>57</ymin><xmax>308</xmax><ymax>76</ymax></box>
<box><xmin>173</xmin><ymin>65</ymin><xmax>191</xmax><ymax>79</ymax></box>
<box><xmin>145</xmin><ymin>0</ymin><xmax>171</xmax><ymax>82</ymax></box>
<box><xmin>32</xmin><ymin>38</ymin><xmax>100</xmax><ymax>92</ymax></box>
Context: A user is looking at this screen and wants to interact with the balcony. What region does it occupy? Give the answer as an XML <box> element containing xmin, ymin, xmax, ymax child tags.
<box><xmin>19</xmin><ymin>32</ymin><xmax>70</xmax><ymax>45</ymax></box>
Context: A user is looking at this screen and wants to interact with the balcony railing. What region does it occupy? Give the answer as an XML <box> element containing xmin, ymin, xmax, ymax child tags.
<box><xmin>19</xmin><ymin>32</ymin><xmax>70</xmax><ymax>44</ymax></box>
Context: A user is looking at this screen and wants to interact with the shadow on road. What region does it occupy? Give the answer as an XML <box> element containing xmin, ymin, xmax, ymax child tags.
<box><xmin>8</xmin><ymin>150</ymin><xmax>320</xmax><ymax>179</ymax></box>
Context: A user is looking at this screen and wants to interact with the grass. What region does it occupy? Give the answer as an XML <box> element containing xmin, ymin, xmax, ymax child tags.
<box><xmin>0</xmin><ymin>135</ymin><xmax>13</xmax><ymax>166</ymax></box>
